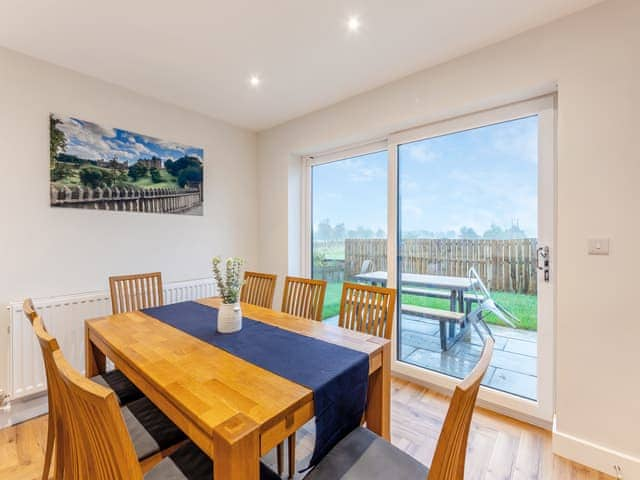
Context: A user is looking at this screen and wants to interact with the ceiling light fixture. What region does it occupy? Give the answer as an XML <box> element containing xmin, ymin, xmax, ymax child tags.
<box><xmin>347</xmin><ymin>16</ymin><xmax>361</xmax><ymax>33</ymax></box>
<box><xmin>248</xmin><ymin>75</ymin><xmax>261</xmax><ymax>87</ymax></box>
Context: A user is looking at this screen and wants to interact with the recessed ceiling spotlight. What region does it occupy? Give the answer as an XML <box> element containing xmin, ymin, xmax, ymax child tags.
<box><xmin>248</xmin><ymin>75</ymin><xmax>261</xmax><ymax>87</ymax></box>
<box><xmin>347</xmin><ymin>16</ymin><xmax>361</xmax><ymax>33</ymax></box>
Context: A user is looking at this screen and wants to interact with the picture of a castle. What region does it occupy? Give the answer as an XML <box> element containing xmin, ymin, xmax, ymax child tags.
<box><xmin>49</xmin><ymin>114</ymin><xmax>204</xmax><ymax>216</ymax></box>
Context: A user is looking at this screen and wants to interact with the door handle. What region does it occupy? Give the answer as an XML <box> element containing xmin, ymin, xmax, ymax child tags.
<box><xmin>537</xmin><ymin>246</ymin><xmax>550</xmax><ymax>282</ymax></box>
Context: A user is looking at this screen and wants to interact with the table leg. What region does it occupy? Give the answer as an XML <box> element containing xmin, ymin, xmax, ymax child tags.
<box><xmin>457</xmin><ymin>289</ymin><xmax>465</xmax><ymax>313</ymax></box>
<box><xmin>85</xmin><ymin>323</ymin><xmax>105</xmax><ymax>378</ymax></box>
<box><xmin>448</xmin><ymin>291</ymin><xmax>457</xmax><ymax>338</ymax></box>
<box><xmin>212</xmin><ymin>414</ymin><xmax>260</xmax><ymax>480</ymax></box>
<box><xmin>365</xmin><ymin>341</ymin><xmax>391</xmax><ymax>440</ymax></box>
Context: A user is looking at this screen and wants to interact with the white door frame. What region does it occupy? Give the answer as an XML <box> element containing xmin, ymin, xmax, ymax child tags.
<box><xmin>302</xmin><ymin>94</ymin><xmax>557</xmax><ymax>424</ymax></box>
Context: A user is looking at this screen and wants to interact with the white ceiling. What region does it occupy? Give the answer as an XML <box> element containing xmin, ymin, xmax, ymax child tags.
<box><xmin>0</xmin><ymin>0</ymin><xmax>603</xmax><ymax>131</ymax></box>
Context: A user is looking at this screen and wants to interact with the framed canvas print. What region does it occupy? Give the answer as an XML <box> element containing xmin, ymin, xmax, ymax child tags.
<box><xmin>49</xmin><ymin>114</ymin><xmax>204</xmax><ymax>216</ymax></box>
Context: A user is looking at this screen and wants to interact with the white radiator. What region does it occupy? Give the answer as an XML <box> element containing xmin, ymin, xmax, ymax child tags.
<box><xmin>7</xmin><ymin>277</ymin><xmax>216</xmax><ymax>401</ymax></box>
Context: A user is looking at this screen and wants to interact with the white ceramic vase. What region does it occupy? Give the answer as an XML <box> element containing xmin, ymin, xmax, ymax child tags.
<box><xmin>218</xmin><ymin>302</ymin><xmax>242</xmax><ymax>333</ymax></box>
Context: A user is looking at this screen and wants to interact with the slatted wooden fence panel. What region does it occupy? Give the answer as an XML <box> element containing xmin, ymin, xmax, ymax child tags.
<box><xmin>343</xmin><ymin>238</ymin><xmax>537</xmax><ymax>294</ymax></box>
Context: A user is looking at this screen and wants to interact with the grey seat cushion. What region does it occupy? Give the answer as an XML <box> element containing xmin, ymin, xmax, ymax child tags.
<box><xmin>304</xmin><ymin>427</ymin><xmax>429</xmax><ymax>480</ymax></box>
<box><xmin>122</xmin><ymin>397</ymin><xmax>187</xmax><ymax>460</ymax></box>
<box><xmin>91</xmin><ymin>369</ymin><xmax>144</xmax><ymax>405</ymax></box>
<box><xmin>145</xmin><ymin>441</ymin><xmax>281</xmax><ymax>480</ymax></box>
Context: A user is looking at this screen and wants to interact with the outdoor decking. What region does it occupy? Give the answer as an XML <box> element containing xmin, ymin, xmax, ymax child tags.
<box><xmin>326</xmin><ymin>314</ymin><xmax>537</xmax><ymax>400</ymax></box>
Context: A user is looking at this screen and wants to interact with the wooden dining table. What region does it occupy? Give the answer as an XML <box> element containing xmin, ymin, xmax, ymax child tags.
<box><xmin>85</xmin><ymin>297</ymin><xmax>390</xmax><ymax>480</ymax></box>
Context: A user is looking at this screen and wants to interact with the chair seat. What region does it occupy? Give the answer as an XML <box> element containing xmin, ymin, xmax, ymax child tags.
<box><xmin>91</xmin><ymin>369</ymin><xmax>144</xmax><ymax>405</ymax></box>
<box><xmin>122</xmin><ymin>397</ymin><xmax>187</xmax><ymax>461</ymax></box>
<box><xmin>304</xmin><ymin>427</ymin><xmax>429</xmax><ymax>480</ymax></box>
<box><xmin>145</xmin><ymin>441</ymin><xmax>281</xmax><ymax>480</ymax></box>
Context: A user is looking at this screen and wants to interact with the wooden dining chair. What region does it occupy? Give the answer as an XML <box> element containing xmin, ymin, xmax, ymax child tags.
<box><xmin>24</xmin><ymin>299</ymin><xmax>186</xmax><ymax>478</ymax></box>
<box><xmin>109</xmin><ymin>272</ymin><xmax>164</xmax><ymax>314</ymax></box>
<box><xmin>240</xmin><ymin>271</ymin><xmax>277</xmax><ymax>308</ymax></box>
<box><xmin>275</xmin><ymin>276</ymin><xmax>328</xmax><ymax>477</ymax></box>
<box><xmin>281</xmin><ymin>276</ymin><xmax>327</xmax><ymax>321</ymax></box>
<box><xmin>338</xmin><ymin>282</ymin><xmax>397</xmax><ymax>340</ymax></box>
<box><xmin>304</xmin><ymin>337</ymin><xmax>495</xmax><ymax>480</ymax></box>
<box><xmin>51</xmin><ymin>347</ymin><xmax>280</xmax><ymax>480</ymax></box>
<box><xmin>23</xmin><ymin>299</ymin><xmax>65</xmax><ymax>480</ymax></box>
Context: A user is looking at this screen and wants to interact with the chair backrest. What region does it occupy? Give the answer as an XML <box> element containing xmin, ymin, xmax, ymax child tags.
<box><xmin>469</xmin><ymin>267</ymin><xmax>519</xmax><ymax>327</ymax></box>
<box><xmin>109</xmin><ymin>272</ymin><xmax>164</xmax><ymax>314</ymax></box>
<box><xmin>23</xmin><ymin>299</ymin><xmax>62</xmax><ymax>414</ymax></box>
<box><xmin>338</xmin><ymin>282</ymin><xmax>396</xmax><ymax>339</ymax></box>
<box><xmin>23</xmin><ymin>299</ymin><xmax>66</xmax><ymax>478</ymax></box>
<box><xmin>240</xmin><ymin>271</ymin><xmax>277</xmax><ymax>308</ymax></box>
<box><xmin>281</xmin><ymin>276</ymin><xmax>327</xmax><ymax>321</ymax></box>
<box><xmin>360</xmin><ymin>259</ymin><xmax>373</xmax><ymax>274</ymax></box>
<box><xmin>427</xmin><ymin>337</ymin><xmax>495</xmax><ymax>480</ymax></box>
<box><xmin>52</xmin><ymin>348</ymin><xmax>143</xmax><ymax>480</ymax></box>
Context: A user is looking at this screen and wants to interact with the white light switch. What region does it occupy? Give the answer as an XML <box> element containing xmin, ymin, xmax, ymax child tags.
<box><xmin>588</xmin><ymin>238</ymin><xmax>610</xmax><ymax>255</ymax></box>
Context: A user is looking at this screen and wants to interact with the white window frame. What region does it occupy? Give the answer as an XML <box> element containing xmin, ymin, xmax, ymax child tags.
<box><xmin>301</xmin><ymin>140</ymin><xmax>388</xmax><ymax>278</ymax></box>
<box><xmin>302</xmin><ymin>94</ymin><xmax>556</xmax><ymax>425</ymax></box>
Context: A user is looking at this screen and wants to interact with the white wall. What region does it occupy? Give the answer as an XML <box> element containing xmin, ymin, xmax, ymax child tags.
<box><xmin>257</xmin><ymin>0</ymin><xmax>640</xmax><ymax>476</ymax></box>
<box><xmin>0</xmin><ymin>47</ymin><xmax>258</xmax><ymax>393</ymax></box>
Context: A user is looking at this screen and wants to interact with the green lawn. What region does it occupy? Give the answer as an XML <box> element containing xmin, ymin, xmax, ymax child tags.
<box><xmin>320</xmin><ymin>281</ymin><xmax>537</xmax><ymax>331</ymax></box>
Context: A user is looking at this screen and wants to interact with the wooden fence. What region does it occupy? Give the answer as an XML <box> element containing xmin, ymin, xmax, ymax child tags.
<box><xmin>342</xmin><ymin>238</ymin><xmax>538</xmax><ymax>294</ymax></box>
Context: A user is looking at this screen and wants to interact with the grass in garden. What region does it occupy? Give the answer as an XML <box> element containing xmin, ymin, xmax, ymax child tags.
<box><xmin>321</xmin><ymin>281</ymin><xmax>537</xmax><ymax>331</ymax></box>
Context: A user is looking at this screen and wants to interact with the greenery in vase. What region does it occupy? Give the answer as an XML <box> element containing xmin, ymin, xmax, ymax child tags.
<box><xmin>212</xmin><ymin>256</ymin><xmax>244</xmax><ymax>304</ymax></box>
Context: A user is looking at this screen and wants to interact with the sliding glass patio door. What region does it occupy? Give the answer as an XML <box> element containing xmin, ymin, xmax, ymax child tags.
<box><xmin>390</xmin><ymin>96</ymin><xmax>555</xmax><ymax>421</ymax></box>
<box><xmin>306</xmin><ymin>95</ymin><xmax>555</xmax><ymax>421</ymax></box>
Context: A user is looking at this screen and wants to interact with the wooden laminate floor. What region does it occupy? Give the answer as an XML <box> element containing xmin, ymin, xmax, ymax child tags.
<box><xmin>0</xmin><ymin>378</ymin><xmax>612</xmax><ymax>480</ymax></box>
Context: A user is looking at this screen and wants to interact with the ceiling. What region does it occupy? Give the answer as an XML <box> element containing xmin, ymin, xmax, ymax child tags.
<box><xmin>0</xmin><ymin>0</ymin><xmax>603</xmax><ymax>131</ymax></box>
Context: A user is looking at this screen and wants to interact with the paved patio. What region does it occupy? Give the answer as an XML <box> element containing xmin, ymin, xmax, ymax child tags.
<box><xmin>326</xmin><ymin>314</ymin><xmax>537</xmax><ymax>400</ymax></box>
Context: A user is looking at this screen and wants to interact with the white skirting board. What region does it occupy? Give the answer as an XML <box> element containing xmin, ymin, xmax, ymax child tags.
<box><xmin>7</xmin><ymin>277</ymin><xmax>216</xmax><ymax>401</ymax></box>
<box><xmin>552</xmin><ymin>415</ymin><xmax>638</xmax><ymax>478</ymax></box>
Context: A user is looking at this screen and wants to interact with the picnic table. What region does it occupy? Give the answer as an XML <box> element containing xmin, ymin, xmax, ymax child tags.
<box><xmin>353</xmin><ymin>271</ymin><xmax>479</xmax><ymax>350</ymax></box>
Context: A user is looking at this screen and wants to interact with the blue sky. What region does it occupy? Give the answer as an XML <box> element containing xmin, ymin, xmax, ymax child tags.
<box><xmin>55</xmin><ymin>114</ymin><xmax>203</xmax><ymax>165</ymax></box>
<box><xmin>312</xmin><ymin>116</ymin><xmax>538</xmax><ymax>238</ymax></box>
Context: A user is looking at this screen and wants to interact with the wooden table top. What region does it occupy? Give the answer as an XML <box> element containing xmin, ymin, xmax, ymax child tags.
<box><xmin>86</xmin><ymin>297</ymin><xmax>386</xmax><ymax>439</ymax></box>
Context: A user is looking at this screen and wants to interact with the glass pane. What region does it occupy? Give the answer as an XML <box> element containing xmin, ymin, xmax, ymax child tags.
<box><xmin>311</xmin><ymin>151</ymin><xmax>388</xmax><ymax>323</ymax></box>
<box><xmin>397</xmin><ymin>116</ymin><xmax>539</xmax><ymax>400</ymax></box>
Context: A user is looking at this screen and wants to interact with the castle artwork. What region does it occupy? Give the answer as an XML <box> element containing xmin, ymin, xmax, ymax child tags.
<box><xmin>49</xmin><ymin>114</ymin><xmax>204</xmax><ymax>216</ymax></box>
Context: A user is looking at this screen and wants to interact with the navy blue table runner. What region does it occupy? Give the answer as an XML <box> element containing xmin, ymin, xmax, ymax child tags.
<box><xmin>142</xmin><ymin>301</ymin><xmax>369</xmax><ymax>466</ymax></box>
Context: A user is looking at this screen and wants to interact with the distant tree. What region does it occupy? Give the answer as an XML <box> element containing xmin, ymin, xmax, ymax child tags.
<box><xmin>164</xmin><ymin>159</ymin><xmax>175</xmax><ymax>175</ymax></box>
<box><xmin>459</xmin><ymin>226</ymin><xmax>480</xmax><ymax>239</ymax></box>
<box><xmin>118</xmin><ymin>170</ymin><xmax>129</xmax><ymax>182</ymax></box>
<box><xmin>79</xmin><ymin>167</ymin><xmax>103</xmax><ymax>188</ymax></box>
<box><xmin>483</xmin><ymin>224</ymin><xmax>504</xmax><ymax>239</ymax></box>
<box><xmin>505</xmin><ymin>221</ymin><xmax>527</xmax><ymax>239</ymax></box>
<box><xmin>375</xmin><ymin>228</ymin><xmax>385</xmax><ymax>238</ymax></box>
<box><xmin>316</xmin><ymin>219</ymin><xmax>333</xmax><ymax>241</ymax></box>
<box><xmin>348</xmin><ymin>226</ymin><xmax>374</xmax><ymax>238</ymax></box>
<box><xmin>150</xmin><ymin>167</ymin><xmax>163</xmax><ymax>183</ymax></box>
<box><xmin>101</xmin><ymin>169</ymin><xmax>116</xmax><ymax>187</ymax></box>
<box><xmin>51</xmin><ymin>162</ymin><xmax>71</xmax><ymax>181</ymax></box>
<box><xmin>49</xmin><ymin>116</ymin><xmax>67</xmax><ymax>167</ymax></box>
<box><xmin>177</xmin><ymin>166</ymin><xmax>202</xmax><ymax>187</ymax></box>
<box><xmin>128</xmin><ymin>162</ymin><xmax>148</xmax><ymax>181</ymax></box>
<box><xmin>333</xmin><ymin>223</ymin><xmax>346</xmax><ymax>241</ymax></box>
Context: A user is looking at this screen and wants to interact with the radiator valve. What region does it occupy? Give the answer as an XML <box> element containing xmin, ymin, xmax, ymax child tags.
<box><xmin>0</xmin><ymin>390</ymin><xmax>9</xmax><ymax>411</ymax></box>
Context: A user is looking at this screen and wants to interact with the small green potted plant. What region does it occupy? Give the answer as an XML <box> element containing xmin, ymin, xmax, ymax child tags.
<box><xmin>212</xmin><ymin>256</ymin><xmax>244</xmax><ymax>333</ymax></box>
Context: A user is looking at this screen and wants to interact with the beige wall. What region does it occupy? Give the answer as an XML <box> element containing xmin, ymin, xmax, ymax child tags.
<box><xmin>0</xmin><ymin>47</ymin><xmax>258</xmax><ymax>392</ymax></box>
<box><xmin>257</xmin><ymin>0</ymin><xmax>640</xmax><ymax>475</ymax></box>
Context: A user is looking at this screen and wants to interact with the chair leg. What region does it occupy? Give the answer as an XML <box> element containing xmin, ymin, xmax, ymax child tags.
<box><xmin>42</xmin><ymin>414</ymin><xmax>55</xmax><ymax>480</ymax></box>
<box><xmin>288</xmin><ymin>433</ymin><xmax>296</xmax><ymax>479</ymax></box>
<box><xmin>277</xmin><ymin>442</ymin><xmax>284</xmax><ymax>476</ymax></box>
